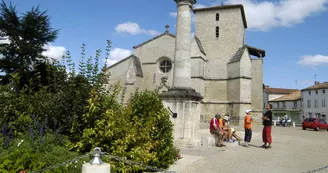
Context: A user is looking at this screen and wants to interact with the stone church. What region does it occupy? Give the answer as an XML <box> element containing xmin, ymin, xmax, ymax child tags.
<box><xmin>107</xmin><ymin>3</ymin><xmax>266</xmax><ymax>125</ymax></box>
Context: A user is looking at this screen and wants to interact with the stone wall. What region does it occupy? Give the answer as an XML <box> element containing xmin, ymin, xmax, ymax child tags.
<box><xmin>134</xmin><ymin>34</ymin><xmax>176</xmax><ymax>90</ymax></box>
<box><xmin>194</xmin><ymin>7</ymin><xmax>245</xmax><ymax>79</ymax></box>
<box><xmin>203</xmin><ymin>80</ymin><xmax>228</xmax><ymax>101</ymax></box>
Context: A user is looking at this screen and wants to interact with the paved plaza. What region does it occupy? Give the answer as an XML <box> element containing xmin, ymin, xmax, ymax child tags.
<box><xmin>172</xmin><ymin>124</ymin><xmax>328</xmax><ymax>173</ymax></box>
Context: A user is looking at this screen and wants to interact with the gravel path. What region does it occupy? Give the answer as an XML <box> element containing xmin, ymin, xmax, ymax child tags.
<box><xmin>179</xmin><ymin>124</ymin><xmax>328</xmax><ymax>173</ymax></box>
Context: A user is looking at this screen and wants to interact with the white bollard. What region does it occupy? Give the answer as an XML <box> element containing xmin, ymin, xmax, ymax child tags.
<box><xmin>82</xmin><ymin>163</ymin><xmax>111</xmax><ymax>173</ymax></box>
<box><xmin>82</xmin><ymin>147</ymin><xmax>111</xmax><ymax>173</ymax></box>
<box><xmin>293</xmin><ymin>122</ymin><xmax>295</xmax><ymax>127</ymax></box>
<box><xmin>273</xmin><ymin>120</ymin><xmax>276</xmax><ymax>126</ymax></box>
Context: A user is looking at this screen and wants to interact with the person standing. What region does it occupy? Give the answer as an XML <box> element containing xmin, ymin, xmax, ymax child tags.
<box><xmin>287</xmin><ymin>117</ymin><xmax>292</xmax><ymax>127</ymax></box>
<box><xmin>243</xmin><ymin>110</ymin><xmax>252</xmax><ymax>147</ymax></box>
<box><xmin>209</xmin><ymin>113</ymin><xmax>226</xmax><ymax>147</ymax></box>
<box><xmin>261</xmin><ymin>104</ymin><xmax>273</xmax><ymax>149</ymax></box>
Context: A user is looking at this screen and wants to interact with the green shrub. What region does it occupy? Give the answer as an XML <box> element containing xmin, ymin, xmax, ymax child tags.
<box><xmin>0</xmin><ymin>133</ymin><xmax>88</xmax><ymax>173</ymax></box>
<box><xmin>71</xmin><ymin>89</ymin><xmax>177</xmax><ymax>173</ymax></box>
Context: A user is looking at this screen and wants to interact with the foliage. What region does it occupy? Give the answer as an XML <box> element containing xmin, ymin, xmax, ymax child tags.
<box><xmin>0</xmin><ymin>131</ymin><xmax>87</xmax><ymax>173</ymax></box>
<box><xmin>0</xmin><ymin>0</ymin><xmax>58</xmax><ymax>89</ymax></box>
<box><xmin>0</xmin><ymin>2</ymin><xmax>177</xmax><ymax>172</ymax></box>
<box><xmin>71</xmin><ymin>89</ymin><xmax>177</xmax><ymax>172</ymax></box>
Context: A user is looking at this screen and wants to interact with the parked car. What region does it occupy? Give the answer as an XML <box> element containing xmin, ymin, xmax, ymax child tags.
<box><xmin>302</xmin><ymin>118</ymin><xmax>328</xmax><ymax>131</ymax></box>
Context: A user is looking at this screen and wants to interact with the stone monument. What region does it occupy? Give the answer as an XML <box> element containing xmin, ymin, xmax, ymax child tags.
<box><xmin>161</xmin><ymin>0</ymin><xmax>203</xmax><ymax>148</ymax></box>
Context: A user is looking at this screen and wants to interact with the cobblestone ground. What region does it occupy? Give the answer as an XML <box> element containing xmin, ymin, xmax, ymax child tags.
<box><xmin>180</xmin><ymin>124</ymin><xmax>328</xmax><ymax>173</ymax></box>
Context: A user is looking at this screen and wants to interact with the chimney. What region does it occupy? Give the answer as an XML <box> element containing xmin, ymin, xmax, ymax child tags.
<box><xmin>315</xmin><ymin>81</ymin><xmax>320</xmax><ymax>85</ymax></box>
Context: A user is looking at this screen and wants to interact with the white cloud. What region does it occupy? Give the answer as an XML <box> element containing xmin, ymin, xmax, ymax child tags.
<box><xmin>222</xmin><ymin>0</ymin><xmax>328</xmax><ymax>31</ymax></box>
<box><xmin>105</xmin><ymin>48</ymin><xmax>132</xmax><ymax>66</ymax></box>
<box><xmin>297</xmin><ymin>54</ymin><xmax>328</xmax><ymax>66</ymax></box>
<box><xmin>115</xmin><ymin>22</ymin><xmax>160</xmax><ymax>36</ymax></box>
<box><xmin>170</xmin><ymin>0</ymin><xmax>328</xmax><ymax>31</ymax></box>
<box><xmin>42</xmin><ymin>44</ymin><xmax>66</xmax><ymax>60</ymax></box>
<box><xmin>0</xmin><ymin>37</ymin><xmax>66</xmax><ymax>61</ymax></box>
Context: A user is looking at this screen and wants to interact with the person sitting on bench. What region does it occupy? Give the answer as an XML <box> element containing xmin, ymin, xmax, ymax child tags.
<box><xmin>209</xmin><ymin>114</ymin><xmax>227</xmax><ymax>147</ymax></box>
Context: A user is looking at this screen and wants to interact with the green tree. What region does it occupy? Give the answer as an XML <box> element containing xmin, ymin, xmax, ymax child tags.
<box><xmin>0</xmin><ymin>0</ymin><xmax>58</xmax><ymax>87</ymax></box>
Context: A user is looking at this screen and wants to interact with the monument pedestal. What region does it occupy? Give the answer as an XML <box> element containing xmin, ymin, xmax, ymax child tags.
<box><xmin>161</xmin><ymin>87</ymin><xmax>203</xmax><ymax>148</ymax></box>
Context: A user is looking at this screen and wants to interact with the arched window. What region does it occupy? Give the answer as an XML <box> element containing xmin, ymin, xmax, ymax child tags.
<box><xmin>159</xmin><ymin>59</ymin><xmax>172</xmax><ymax>73</ymax></box>
<box><xmin>216</xmin><ymin>26</ymin><xmax>219</xmax><ymax>38</ymax></box>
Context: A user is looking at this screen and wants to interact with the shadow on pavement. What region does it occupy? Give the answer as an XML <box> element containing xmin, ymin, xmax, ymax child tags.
<box><xmin>240</xmin><ymin>143</ymin><xmax>265</xmax><ymax>148</ymax></box>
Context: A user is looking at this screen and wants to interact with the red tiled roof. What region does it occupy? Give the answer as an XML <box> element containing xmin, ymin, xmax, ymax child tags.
<box><xmin>270</xmin><ymin>91</ymin><xmax>301</xmax><ymax>101</ymax></box>
<box><xmin>264</xmin><ymin>87</ymin><xmax>299</xmax><ymax>94</ymax></box>
<box><xmin>301</xmin><ymin>82</ymin><xmax>328</xmax><ymax>91</ymax></box>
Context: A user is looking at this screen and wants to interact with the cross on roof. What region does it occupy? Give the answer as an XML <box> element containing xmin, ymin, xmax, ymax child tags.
<box><xmin>165</xmin><ymin>24</ymin><xmax>169</xmax><ymax>33</ymax></box>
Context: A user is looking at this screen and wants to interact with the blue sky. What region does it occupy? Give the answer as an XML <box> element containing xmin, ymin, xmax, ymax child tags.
<box><xmin>5</xmin><ymin>0</ymin><xmax>328</xmax><ymax>90</ymax></box>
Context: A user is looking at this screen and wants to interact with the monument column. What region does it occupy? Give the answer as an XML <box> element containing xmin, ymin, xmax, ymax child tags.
<box><xmin>161</xmin><ymin>0</ymin><xmax>203</xmax><ymax>148</ymax></box>
<box><xmin>173</xmin><ymin>0</ymin><xmax>194</xmax><ymax>88</ymax></box>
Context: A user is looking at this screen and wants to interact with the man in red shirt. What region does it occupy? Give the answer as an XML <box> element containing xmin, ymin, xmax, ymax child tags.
<box><xmin>210</xmin><ymin>113</ymin><xmax>226</xmax><ymax>147</ymax></box>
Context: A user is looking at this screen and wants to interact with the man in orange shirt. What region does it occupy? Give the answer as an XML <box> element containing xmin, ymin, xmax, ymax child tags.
<box><xmin>243</xmin><ymin>109</ymin><xmax>253</xmax><ymax>147</ymax></box>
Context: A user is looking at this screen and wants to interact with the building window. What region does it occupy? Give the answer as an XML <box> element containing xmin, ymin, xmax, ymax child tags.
<box><xmin>316</xmin><ymin>90</ymin><xmax>318</xmax><ymax>94</ymax></box>
<box><xmin>216</xmin><ymin>13</ymin><xmax>219</xmax><ymax>21</ymax></box>
<box><xmin>323</xmin><ymin>99</ymin><xmax>326</xmax><ymax>107</ymax></box>
<box><xmin>282</xmin><ymin>102</ymin><xmax>286</xmax><ymax>108</ymax></box>
<box><xmin>159</xmin><ymin>59</ymin><xmax>172</xmax><ymax>73</ymax></box>
<box><xmin>293</xmin><ymin>101</ymin><xmax>297</xmax><ymax>108</ymax></box>
<box><xmin>315</xmin><ymin>99</ymin><xmax>318</xmax><ymax>108</ymax></box>
<box><xmin>309</xmin><ymin>112</ymin><xmax>312</xmax><ymax>118</ymax></box>
<box><xmin>307</xmin><ymin>100</ymin><xmax>311</xmax><ymax>108</ymax></box>
<box><xmin>278</xmin><ymin>102</ymin><xmax>280</xmax><ymax>108</ymax></box>
<box><xmin>323</xmin><ymin>90</ymin><xmax>326</xmax><ymax>94</ymax></box>
<box><xmin>309</xmin><ymin>91</ymin><xmax>311</xmax><ymax>95</ymax></box>
<box><xmin>216</xmin><ymin>26</ymin><xmax>219</xmax><ymax>38</ymax></box>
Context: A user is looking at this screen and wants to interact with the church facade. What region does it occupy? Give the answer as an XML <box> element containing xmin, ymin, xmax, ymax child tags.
<box><xmin>107</xmin><ymin>4</ymin><xmax>266</xmax><ymax>123</ymax></box>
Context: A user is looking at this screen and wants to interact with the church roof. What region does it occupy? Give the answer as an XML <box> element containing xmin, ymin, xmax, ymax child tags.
<box><xmin>229</xmin><ymin>46</ymin><xmax>247</xmax><ymax>63</ymax></box>
<box><xmin>228</xmin><ymin>45</ymin><xmax>265</xmax><ymax>63</ymax></box>
<box><xmin>108</xmin><ymin>54</ymin><xmax>133</xmax><ymax>68</ymax></box>
<box><xmin>193</xmin><ymin>4</ymin><xmax>247</xmax><ymax>29</ymax></box>
<box><xmin>108</xmin><ymin>54</ymin><xmax>143</xmax><ymax>77</ymax></box>
<box><xmin>194</xmin><ymin>36</ymin><xmax>206</xmax><ymax>55</ymax></box>
<box><xmin>133</xmin><ymin>32</ymin><xmax>175</xmax><ymax>49</ymax></box>
<box><xmin>247</xmin><ymin>45</ymin><xmax>266</xmax><ymax>58</ymax></box>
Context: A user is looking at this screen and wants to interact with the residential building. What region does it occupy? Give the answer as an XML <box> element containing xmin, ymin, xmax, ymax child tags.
<box><xmin>269</xmin><ymin>91</ymin><xmax>302</xmax><ymax>124</ymax></box>
<box><xmin>263</xmin><ymin>86</ymin><xmax>298</xmax><ymax>112</ymax></box>
<box><xmin>301</xmin><ymin>82</ymin><xmax>328</xmax><ymax>122</ymax></box>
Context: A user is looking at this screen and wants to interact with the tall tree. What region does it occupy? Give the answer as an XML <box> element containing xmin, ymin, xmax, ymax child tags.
<box><xmin>0</xmin><ymin>0</ymin><xmax>58</xmax><ymax>85</ymax></box>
